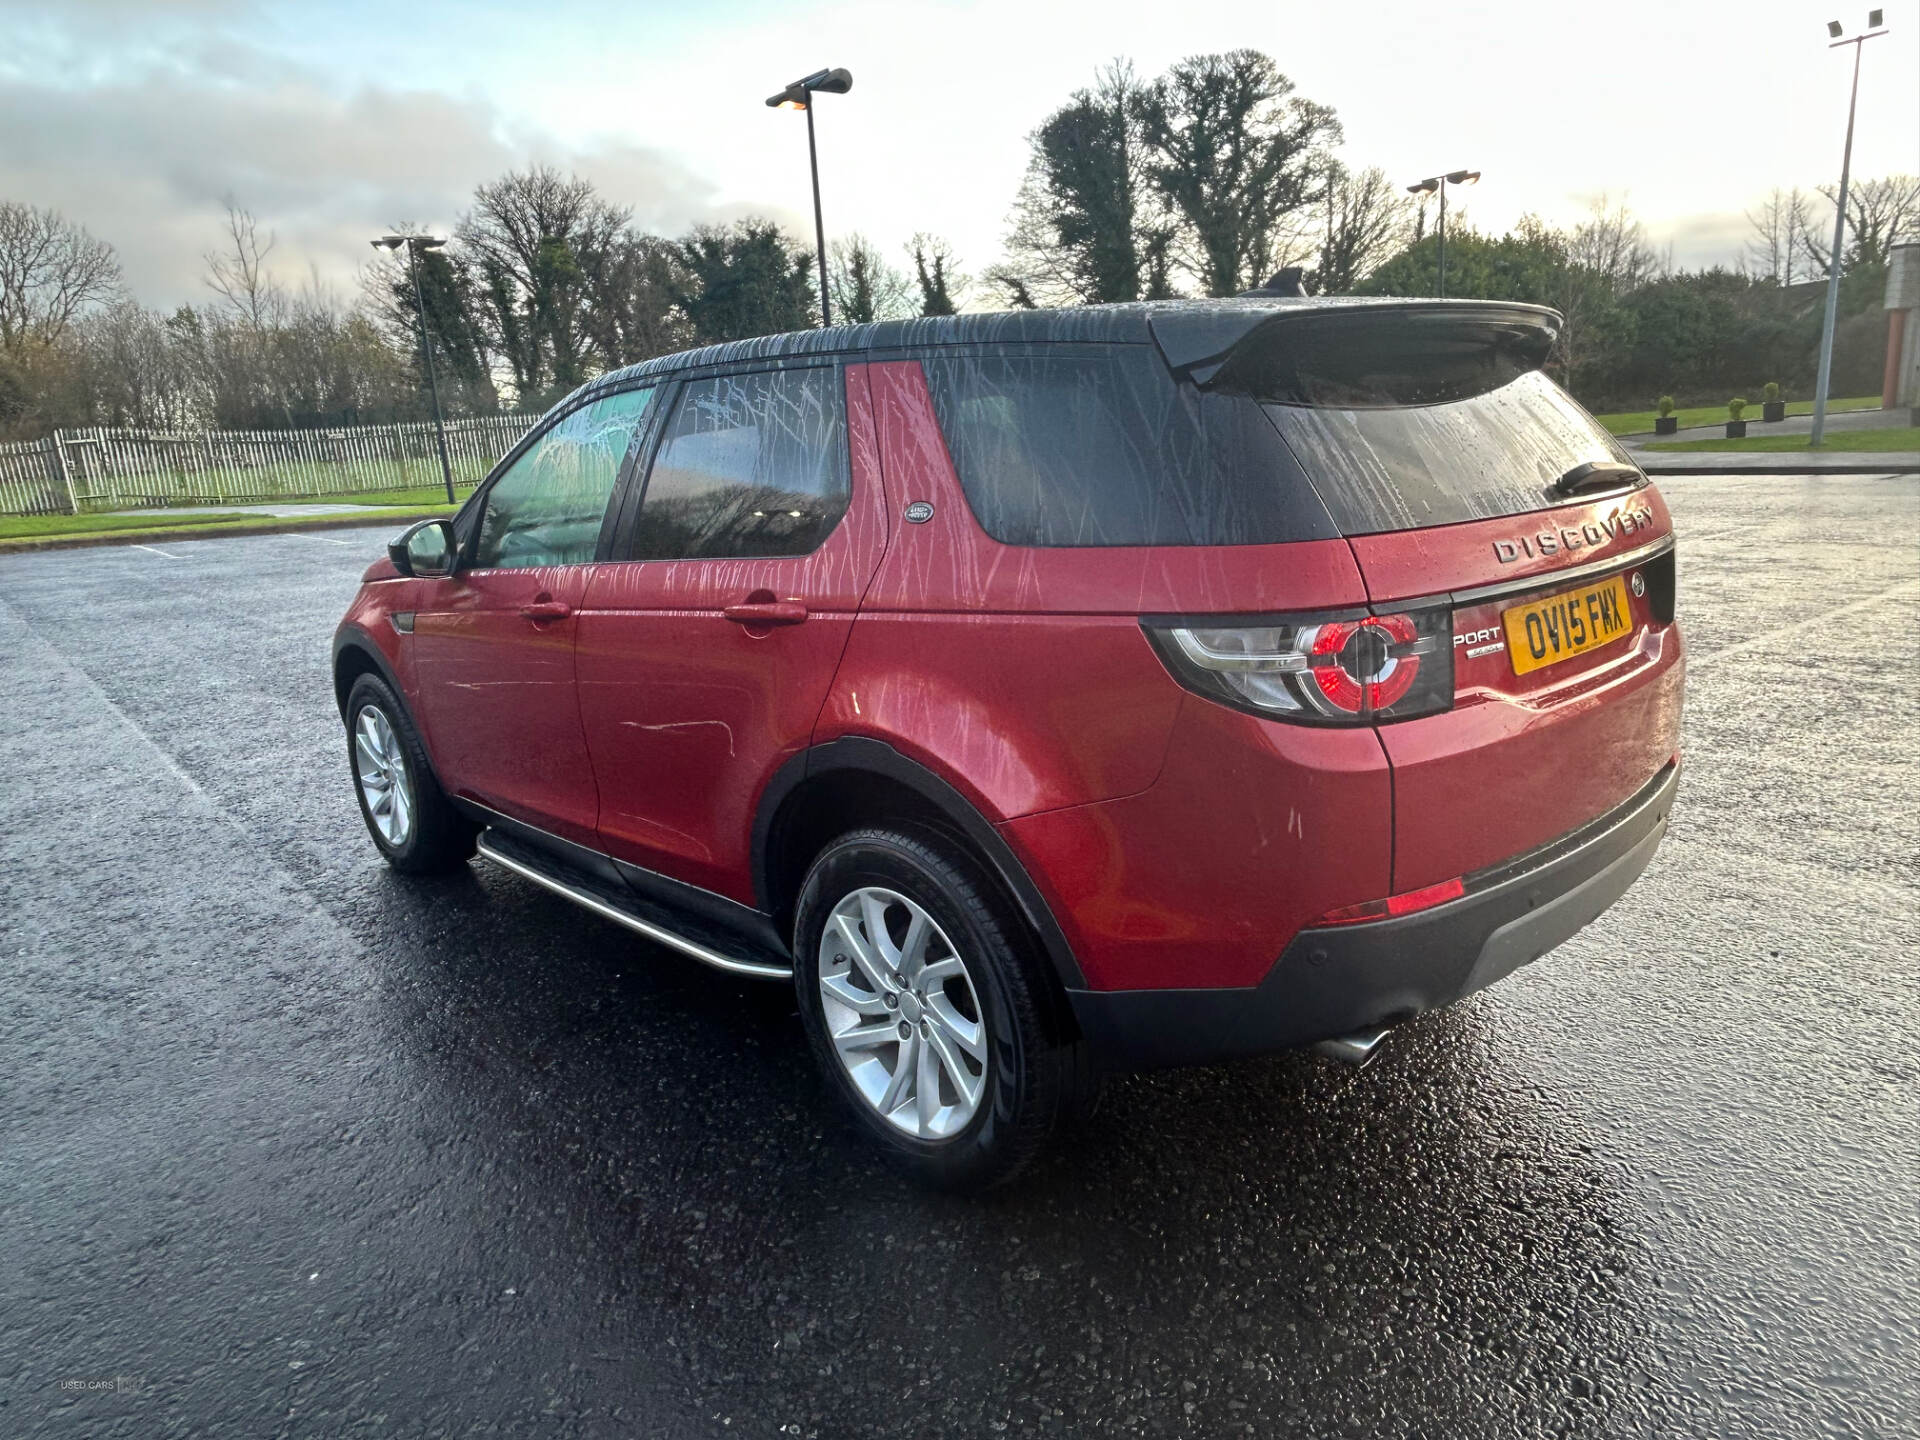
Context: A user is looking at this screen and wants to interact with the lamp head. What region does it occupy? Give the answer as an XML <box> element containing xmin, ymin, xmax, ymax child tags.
<box><xmin>1827</xmin><ymin>19</ymin><xmax>1844</xmax><ymax>36</ymax></box>
<box><xmin>1867</xmin><ymin>8</ymin><xmax>1882</xmax><ymax>26</ymax></box>
<box><xmin>1407</xmin><ymin>177</ymin><xmax>1440</xmax><ymax>195</ymax></box>
<box><xmin>1445</xmin><ymin>169</ymin><xmax>1480</xmax><ymax>185</ymax></box>
<box><xmin>767</xmin><ymin>67</ymin><xmax>851</xmax><ymax>108</ymax></box>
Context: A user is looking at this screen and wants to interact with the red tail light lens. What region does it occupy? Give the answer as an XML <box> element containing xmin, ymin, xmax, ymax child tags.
<box><xmin>1310</xmin><ymin>876</ymin><xmax>1465</xmax><ymax>927</ymax></box>
<box><xmin>1144</xmin><ymin>606</ymin><xmax>1453</xmax><ymax>725</ymax></box>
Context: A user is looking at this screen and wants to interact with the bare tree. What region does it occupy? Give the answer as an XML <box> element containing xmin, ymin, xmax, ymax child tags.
<box><xmin>0</xmin><ymin>201</ymin><xmax>122</xmax><ymax>351</ymax></box>
<box><xmin>1745</xmin><ymin>187</ymin><xmax>1819</xmax><ymax>282</ymax></box>
<box><xmin>204</xmin><ymin>200</ymin><xmax>282</xmax><ymax>327</ymax></box>
<box><xmin>1811</xmin><ymin>173</ymin><xmax>1920</xmax><ymax>271</ymax></box>
<box><xmin>1313</xmin><ymin>164</ymin><xmax>1414</xmax><ymax>295</ymax></box>
<box><xmin>1568</xmin><ymin>194</ymin><xmax>1661</xmax><ymax>294</ymax></box>
<box><xmin>829</xmin><ymin>235</ymin><xmax>915</xmax><ymax>323</ymax></box>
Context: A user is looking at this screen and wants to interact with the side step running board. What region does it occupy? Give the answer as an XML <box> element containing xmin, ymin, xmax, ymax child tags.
<box><xmin>475</xmin><ymin>833</ymin><xmax>792</xmax><ymax>981</ymax></box>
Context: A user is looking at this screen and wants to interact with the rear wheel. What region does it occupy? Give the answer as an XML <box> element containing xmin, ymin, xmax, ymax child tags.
<box><xmin>793</xmin><ymin>827</ymin><xmax>1094</xmax><ymax>1190</ymax></box>
<box><xmin>345</xmin><ymin>672</ymin><xmax>475</xmax><ymax>874</ymax></box>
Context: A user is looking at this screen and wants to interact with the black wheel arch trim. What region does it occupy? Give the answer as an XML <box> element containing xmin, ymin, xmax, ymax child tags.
<box><xmin>331</xmin><ymin>623</ymin><xmax>408</xmax><ymax>721</ymax></box>
<box><xmin>753</xmin><ymin>736</ymin><xmax>1087</xmax><ymax>991</ymax></box>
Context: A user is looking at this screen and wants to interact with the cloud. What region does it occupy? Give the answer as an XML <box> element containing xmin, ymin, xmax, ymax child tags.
<box><xmin>0</xmin><ymin>38</ymin><xmax>767</xmax><ymax>309</ymax></box>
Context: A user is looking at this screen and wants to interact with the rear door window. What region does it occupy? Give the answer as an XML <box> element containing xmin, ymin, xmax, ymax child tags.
<box><xmin>922</xmin><ymin>347</ymin><xmax>1336</xmax><ymax>548</ymax></box>
<box><xmin>628</xmin><ymin>367</ymin><xmax>849</xmax><ymax>561</ymax></box>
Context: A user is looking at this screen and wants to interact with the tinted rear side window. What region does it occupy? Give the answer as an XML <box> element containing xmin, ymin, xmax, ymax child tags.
<box><xmin>630</xmin><ymin>367</ymin><xmax>849</xmax><ymax>561</ymax></box>
<box><xmin>923</xmin><ymin>347</ymin><xmax>1336</xmax><ymax>548</ymax></box>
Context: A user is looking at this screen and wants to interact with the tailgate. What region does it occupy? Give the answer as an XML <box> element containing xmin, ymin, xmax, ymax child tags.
<box><xmin>1352</xmin><ymin>494</ymin><xmax>1683</xmax><ymax>890</ymax></box>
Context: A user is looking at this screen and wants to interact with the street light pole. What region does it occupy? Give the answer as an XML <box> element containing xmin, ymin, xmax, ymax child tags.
<box><xmin>1408</xmin><ymin>169</ymin><xmax>1480</xmax><ymax>299</ymax></box>
<box><xmin>1811</xmin><ymin>12</ymin><xmax>1888</xmax><ymax>448</ymax></box>
<box><xmin>804</xmin><ymin>100</ymin><xmax>831</xmax><ymax>327</ymax></box>
<box><xmin>766</xmin><ymin>67</ymin><xmax>853</xmax><ymax>330</ymax></box>
<box><xmin>373</xmin><ymin>233</ymin><xmax>456</xmax><ymax>505</ymax></box>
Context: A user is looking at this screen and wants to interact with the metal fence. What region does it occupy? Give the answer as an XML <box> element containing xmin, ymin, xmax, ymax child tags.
<box><xmin>0</xmin><ymin>414</ymin><xmax>535</xmax><ymax>516</ymax></box>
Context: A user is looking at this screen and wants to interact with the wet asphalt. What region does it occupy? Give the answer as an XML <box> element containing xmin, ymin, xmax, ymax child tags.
<box><xmin>2</xmin><ymin>475</ymin><xmax>1916</xmax><ymax>1439</ymax></box>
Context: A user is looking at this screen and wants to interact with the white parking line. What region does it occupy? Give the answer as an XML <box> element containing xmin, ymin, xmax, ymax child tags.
<box><xmin>130</xmin><ymin>544</ymin><xmax>182</xmax><ymax>560</ymax></box>
<box><xmin>290</xmin><ymin>533</ymin><xmax>354</xmax><ymax>545</ymax></box>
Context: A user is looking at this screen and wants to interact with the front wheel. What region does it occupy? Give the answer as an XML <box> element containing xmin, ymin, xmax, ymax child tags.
<box><xmin>793</xmin><ymin>827</ymin><xmax>1095</xmax><ymax>1190</ymax></box>
<box><xmin>345</xmin><ymin>673</ymin><xmax>475</xmax><ymax>874</ymax></box>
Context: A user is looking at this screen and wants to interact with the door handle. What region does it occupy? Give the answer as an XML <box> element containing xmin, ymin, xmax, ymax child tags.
<box><xmin>722</xmin><ymin>600</ymin><xmax>808</xmax><ymax>626</ymax></box>
<box><xmin>520</xmin><ymin>599</ymin><xmax>572</xmax><ymax>622</ymax></box>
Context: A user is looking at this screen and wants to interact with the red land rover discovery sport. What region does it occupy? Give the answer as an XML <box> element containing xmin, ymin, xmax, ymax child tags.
<box><xmin>333</xmin><ymin>298</ymin><xmax>1683</xmax><ymax>1188</ymax></box>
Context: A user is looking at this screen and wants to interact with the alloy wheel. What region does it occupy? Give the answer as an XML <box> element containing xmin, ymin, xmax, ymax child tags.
<box><xmin>354</xmin><ymin>704</ymin><xmax>414</xmax><ymax>847</ymax></box>
<box><xmin>818</xmin><ymin>886</ymin><xmax>989</xmax><ymax>1140</ymax></box>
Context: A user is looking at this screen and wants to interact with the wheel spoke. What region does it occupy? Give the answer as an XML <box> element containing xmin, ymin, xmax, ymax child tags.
<box><xmin>833</xmin><ymin>914</ymin><xmax>892</xmax><ymax>995</ymax></box>
<box><xmin>877</xmin><ymin>1034</ymin><xmax>917</xmax><ymax>1114</ymax></box>
<box><xmin>821</xmin><ymin>972</ymin><xmax>890</xmax><ymax>1016</ymax></box>
<box><xmin>370</xmin><ymin>788</ymin><xmax>393</xmax><ymax>817</ymax></box>
<box><xmin>926</xmin><ymin>1025</ymin><xmax>982</xmax><ymax>1110</ymax></box>
<box><xmin>918</xmin><ymin>956</ymin><xmax>963</xmax><ymax>985</ymax></box>
<box><xmin>355</xmin><ymin>735</ymin><xmax>384</xmax><ymax>777</ymax></box>
<box><xmin>897</xmin><ymin>909</ymin><xmax>930</xmax><ymax>980</ymax></box>
<box><xmin>927</xmin><ymin>994</ymin><xmax>985</xmax><ymax>1061</ymax></box>
<box><xmin>860</xmin><ymin>891</ymin><xmax>900</xmax><ymax>974</ymax></box>
<box><xmin>832</xmin><ymin>1020</ymin><xmax>898</xmax><ymax>1055</ymax></box>
<box><xmin>389</xmin><ymin>777</ymin><xmax>412</xmax><ymax>838</ymax></box>
<box><xmin>915</xmin><ymin>1034</ymin><xmax>941</xmax><ymax>1135</ymax></box>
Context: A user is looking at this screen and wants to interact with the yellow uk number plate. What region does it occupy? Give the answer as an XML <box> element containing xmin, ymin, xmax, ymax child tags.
<box><xmin>1501</xmin><ymin>574</ymin><xmax>1635</xmax><ymax>676</ymax></box>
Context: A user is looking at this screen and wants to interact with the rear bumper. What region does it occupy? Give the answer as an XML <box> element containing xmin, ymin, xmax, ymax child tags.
<box><xmin>1065</xmin><ymin>759</ymin><xmax>1679</xmax><ymax>1071</ymax></box>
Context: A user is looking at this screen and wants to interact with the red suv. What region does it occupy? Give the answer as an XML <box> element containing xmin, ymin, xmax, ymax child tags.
<box><xmin>333</xmin><ymin>298</ymin><xmax>1683</xmax><ymax>1188</ymax></box>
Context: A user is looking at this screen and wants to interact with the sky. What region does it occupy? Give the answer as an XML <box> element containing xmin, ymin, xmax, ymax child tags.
<box><xmin>1</xmin><ymin>0</ymin><xmax>1917</xmax><ymax>310</ymax></box>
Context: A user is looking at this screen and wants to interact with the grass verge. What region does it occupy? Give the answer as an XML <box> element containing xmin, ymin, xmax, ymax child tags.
<box><xmin>1594</xmin><ymin>396</ymin><xmax>1880</xmax><ymax>436</ymax></box>
<box><xmin>0</xmin><ymin>504</ymin><xmax>451</xmax><ymax>550</ymax></box>
<box><xmin>1642</xmin><ymin>426</ymin><xmax>1920</xmax><ymax>454</ymax></box>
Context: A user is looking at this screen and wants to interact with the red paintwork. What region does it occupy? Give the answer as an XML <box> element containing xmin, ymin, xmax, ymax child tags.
<box><xmin>1341</xmin><ymin>493</ymin><xmax>1684</xmax><ymax>892</ymax></box>
<box><xmin>1346</xmin><ymin>488</ymin><xmax>1671</xmax><ymax>605</ymax></box>
<box><xmin>334</xmin><ymin>351</ymin><xmax>1685</xmax><ymax>1002</ymax></box>
<box><xmin>1002</xmin><ymin>698</ymin><xmax>1393</xmax><ymax>990</ymax></box>
<box><xmin>570</xmin><ymin>365</ymin><xmax>891</xmax><ymax>904</ymax></box>
<box><xmin>410</xmin><ymin>566</ymin><xmax>602</xmax><ymax>848</ymax></box>
<box><xmin>816</xmin><ymin>359</ymin><xmax>1368</xmax><ymax>823</ymax></box>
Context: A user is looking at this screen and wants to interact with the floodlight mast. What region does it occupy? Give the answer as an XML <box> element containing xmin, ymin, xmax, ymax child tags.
<box><xmin>764</xmin><ymin>67</ymin><xmax>854</xmax><ymax>327</ymax></box>
<box><xmin>1405</xmin><ymin>169</ymin><xmax>1479</xmax><ymax>297</ymax></box>
<box><xmin>371</xmin><ymin>234</ymin><xmax>456</xmax><ymax>503</ymax></box>
<box><xmin>1810</xmin><ymin>14</ymin><xmax>1889</xmax><ymax>447</ymax></box>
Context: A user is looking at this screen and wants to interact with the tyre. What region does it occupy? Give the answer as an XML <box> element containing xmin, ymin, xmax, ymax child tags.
<box><xmin>344</xmin><ymin>672</ymin><xmax>476</xmax><ymax>874</ymax></box>
<box><xmin>793</xmin><ymin>826</ymin><xmax>1096</xmax><ymax>1190</ymax></box>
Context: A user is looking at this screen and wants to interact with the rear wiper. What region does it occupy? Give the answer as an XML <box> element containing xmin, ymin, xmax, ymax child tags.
<box><xmin>1552</xmin><ymin>461</ymin><xmax>1644</xmax><ymax>497</ymax></box>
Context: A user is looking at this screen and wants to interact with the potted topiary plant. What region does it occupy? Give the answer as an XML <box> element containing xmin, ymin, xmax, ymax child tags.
<box><xmin>1761</xmin><ymin>382</ymin><xmax>1785</xmax><ymax>423</ymax></box>
<box><xmin>1654</xmin><ymin>396</ymin><xmax>1679</xmax><ymax>435</ymax></box>
<box><xmin>1726</xmin><ymin>398</ymin><xmax>1748</xmax><ymax>438</ymax></box>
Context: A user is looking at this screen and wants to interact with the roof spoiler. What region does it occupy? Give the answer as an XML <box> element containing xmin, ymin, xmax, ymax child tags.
<box><xmin>1149</xmin><ymin>300</ymin><xmax>1562</xmax><ymax>387</ymax></box>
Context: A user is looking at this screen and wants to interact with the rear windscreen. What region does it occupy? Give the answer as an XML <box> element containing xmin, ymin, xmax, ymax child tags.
<box><xmin>922</xmin><ymin>347</ymin><xmax>1338</xmax><ymax>548</ymax></box>
<box><xmin>1259</xmin><ymin>371</ymin><xmax>1634</xmax><ymax>535</ymax></box>
<box><xmin>1211</xmin><ymin>307</ymin><xmax>1639</xmax><ymax>535</ymax></box>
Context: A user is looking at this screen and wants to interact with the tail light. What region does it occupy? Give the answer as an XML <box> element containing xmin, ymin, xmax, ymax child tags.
<box><xmin>1144</xmin><ymin>606</ymin><xmax>1453</xmax><ymax>725</ymax></box>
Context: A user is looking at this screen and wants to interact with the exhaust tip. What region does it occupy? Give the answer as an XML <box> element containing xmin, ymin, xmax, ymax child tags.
<box><xmin>1312</xmin><ymin>1025</ymin><xmax>1392</xmax><ymax>1068</ymax></box>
